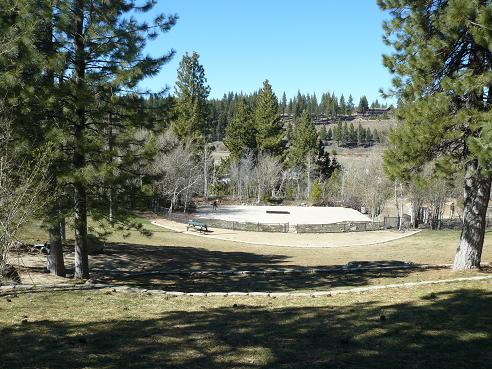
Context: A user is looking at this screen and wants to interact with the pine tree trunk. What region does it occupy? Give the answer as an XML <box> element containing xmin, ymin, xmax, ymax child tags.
<box><xmin>59</xmin><ymin>217</ymin><xmax>66</xmax><ymax>241</ymax></box>
<box><xmin>203</xmin><ymin>144</ymin><xmax>208</xmax><ymax>201</ymax></box>
<box><xmin>42</xmin><ymin>1</ymin><xmax>65</xmax><ymax>277</ymax></box>
<box><xmin>73</xmin><ymin>0</ymin><xmax>89</xmax><ymax>279</ymax></box>
<box><xmin>453</xmin><ymin>163</ymin><xmax>492</xmax><ymax>270</ymax></box>
<box><xmin>74</xmin><ymin>181</ymin><xmax>89</xmax><ymax>278</ymax></box>
<box><xmin>47</xmin><ymin>185</ymin><xmax>66</xmax><ymax>276</ymax></box>
<box><xmin>108</xmin><ymin>104</ymin><xmax>115</xmax><ymax>224</ymax></box>
<box><xmin>109</xmin><ymin>189</ymin><xmax>113</xmax><ymax>223</ymax></box>
<box><xmin>48</xmin><ymin>223</ymin><xmax>65</xmax><ymax>277</ymax></box>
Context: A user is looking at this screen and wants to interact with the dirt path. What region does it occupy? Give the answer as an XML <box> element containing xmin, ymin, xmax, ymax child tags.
<box><xmin>152</xmin><ymin>218</ymin><xmax>422</xmax><ymax>248</ymax></box>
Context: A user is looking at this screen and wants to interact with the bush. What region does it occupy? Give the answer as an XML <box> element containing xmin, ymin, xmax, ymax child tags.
<box><xmin>209</xmin><ymin>182</ymin><xmax>230</xmax><ymax>197</ymax></box>
<box><xmin>261</xmin><ymin>193</ymin><xmax>270</xmax><ymax>204</ymax></box>
<box><xmin>286</xmin><ymin>185</ymin><xmax>296</xmax><ymax>200</ymax></box>
<box><xmin>310</xmin><ymin>181</ymin><xmax>323</xmax><ymax>204</ymax></box>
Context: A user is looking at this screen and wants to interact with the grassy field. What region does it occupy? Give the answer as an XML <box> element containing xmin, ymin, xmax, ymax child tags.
<box><xmin>2</xmin><ymin>280</ymin><xmax>492</xmax><ymax>368</ymax></box>
<box><xmin>3</xmin><ymin>219</ymin><xmax>492</xmax><ymax>367</ymax></box>
<box><xmin>83</xmin><ymin>226</ymin><xmax>492</xmax><ymax>292</ymax></box>
<box><xmin>14</xmin><ymin>219</ymin><xmax>492</xmax><ymax>290</ymax></box>
<box><xmin>94</xmin><ymin>224</ymin><xmax>492</xmax><ymax>268</ymax></box>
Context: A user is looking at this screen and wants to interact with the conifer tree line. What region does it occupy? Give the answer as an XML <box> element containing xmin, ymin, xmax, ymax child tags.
<box><xmin>207</xmin><ymin>90</ymin><xmax>391</xmax><ymax>141</ymax></box>
<box><xmin>220</xmin><ymin>81</ymin><xmax>342</xmax><ymax>205</ymax></box>
<box><xmin>322</xmin><ymin>121</ymin><xmax>384</xmax><ymax>147</ymax></box>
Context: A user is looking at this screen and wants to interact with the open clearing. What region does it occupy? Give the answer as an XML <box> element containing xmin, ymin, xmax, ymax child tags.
<box><xmin>11</xmin><ymin>220</ymin><xmax>492</xmax><ymax>291</ymax></box>
<box><xmin>153</xmin><ymin>218</ymin><xmax>420</xmax><ymax>248</ymax></box>
<box><xmin>194</xmin><ymin>204</ymin><xmax>372</xmax><ymax>225</ymax></box>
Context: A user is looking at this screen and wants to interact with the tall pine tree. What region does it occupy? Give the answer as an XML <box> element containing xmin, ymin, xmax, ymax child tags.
<box><xmin>224</xmin><ymin>97</ymin><xmax>256</xmax><ymax>161</ymax></box>
<box><xmin>254</xmin><ymin>80</ymin><xmax>284</xmax><ymax>157</ymax></box>
<box><xmin>288</xmin><ymin>110</ymin><xmax>318</xmax><ymax>168</ymax></box>
<box><xmin>358</xmin><ymin>96</ymin><xmax>369</xmax><ymax>113</ymax></box>
<box><xmin>380</xmin><ymin>0</ymin><xmax>492</xmax><ymax>270</ymax></box>
<box><xmin>2</xmin><ymin>0</ymin><xmax>178</xmax><ymax>279</ymax></box>
<box><xmin>280</xmin><ymin>91</ymin><xmax>287</xmax><ymax>114</ymax></box>
<box><xmin>173</xmin><ymin>52</ymin><xmax>210</xmax><ymax>141</ymax></box>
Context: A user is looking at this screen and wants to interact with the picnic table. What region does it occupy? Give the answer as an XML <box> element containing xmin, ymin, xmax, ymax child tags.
<box><xmin>186</xmin><ymin>220</ymin><xmax>208</xmax><ymax>233</ymax></box>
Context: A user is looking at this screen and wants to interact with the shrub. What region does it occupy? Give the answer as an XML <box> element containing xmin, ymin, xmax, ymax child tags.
<box><xmin>310</xmin><ymin>181</ymin><xmax>323</xmax><ymax>204</ymax></box>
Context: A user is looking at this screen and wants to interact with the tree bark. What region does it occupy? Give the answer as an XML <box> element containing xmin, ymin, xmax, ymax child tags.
<box><xmin>108</xmin><ymin>102</ymin><xmax>115</xmax><ymax>224</ymax></box>
<box><xmin>47</xmin><ymin>181</ymin><xmax>66</xmax><ymax>276</ymax></box>
<box><xmin>74</xmin><ymin>181</ymin><xmax>89</xmax><ymax>278</ymax></box>
<box><xmin>40</xmin><ymin>0</ymin><xmax>65</xmax><ymax>277</ymax></box>
<box><xmin>453</xmin><ymin>162</ymin><xmax>492</xmax><ymax>270</ymax></box>
<box><xmin>109</xmin><ymin>188</ymin><xmax>114</xmax><ymax>223</ymax></box>
<box><xmin>59</xmin><ymin>217</ymin><xmax>66</xmax><ymax>241</ymax></box>
<box><xmin>203</xmin><ymin>143</ymin><xmax>208</xmax><ymax>201</ymax></box>
<box><xmin>48</xmin><ymin>222</ymin><xmax>65</xmax><ymax>277</ymax></box>
<box><xmin>73</xmin><ymin>0</ymin><xmax>89</xmax><ymax>279</ymax></box>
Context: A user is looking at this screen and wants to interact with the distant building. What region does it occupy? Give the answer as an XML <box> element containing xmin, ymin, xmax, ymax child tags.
<box><xmin>357</xmin><ymin>107</ymin><xmax>392</xmax><ymax>118</ymax></box>
<box><xmin>279</xmin><ymin>113</ymin><xmax>354</xmax><ymax>126</ymax></box>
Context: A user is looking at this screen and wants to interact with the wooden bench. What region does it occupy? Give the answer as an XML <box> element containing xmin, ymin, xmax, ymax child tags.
<box><xmin>187</xmin><ymin>220</ymin><xmax>208</xmax><ymax>233</ymax></box>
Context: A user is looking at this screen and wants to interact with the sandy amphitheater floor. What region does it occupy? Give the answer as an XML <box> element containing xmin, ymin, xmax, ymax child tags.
<box><xmin>153</xmin><ymin>218</ymin><xmax>421</xmax><ymax>248</ymax></box>
<box><xmin>194</xmin><ymin>205</ymin><xmax>372</xmax><ymax>225</ymax></box>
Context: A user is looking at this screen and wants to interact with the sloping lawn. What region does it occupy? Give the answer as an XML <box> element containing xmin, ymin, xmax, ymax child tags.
<box><xmin>1</xmin><ymin>280</ymin><xmax>492</xmax><ymax>368</ymax></box>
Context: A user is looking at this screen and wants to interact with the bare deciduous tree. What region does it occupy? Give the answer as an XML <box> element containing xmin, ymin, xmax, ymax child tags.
<box><xmin>0</xmin><ymin>113</ymin><xmax>50</xmax><ymax>282</ymax></box>
<box><xmin>359</xmin><ymin>155</ymin><xmax>392</xmax><ymax>222</ymax></box>
<box><xmin>153</xmin><ymin>130</ymin><xmax>203</xmax><ymax>213</ymax></box>
<box><xmin>341</xmin><ymin>154</ymin><xmax>391</xmax><ymax>221</ymax></box>
<box><xmin>229</xmin><ymin>152</ymin><xmax>255</xmax><ymax>201</ymax></box>
<box><xmin>426</xmin><ymin>176</ymin><xmax>450</xmax><ymax>230</ymax></box>
<box><xmin>254</xmin><ymin>153</ymin><xmax>282</xmax><ymax>202</ymax></box>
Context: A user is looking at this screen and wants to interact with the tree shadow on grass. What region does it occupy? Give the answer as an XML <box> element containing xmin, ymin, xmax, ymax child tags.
<box><xmin>111</xmin><ymin>263</ymin><xmax>445</xmax><ymax>293</ymax></box>
<box><xmin>20</xmin><ymin>240</ymin><xmax>473</xmax><ymax>292</ymax></box>
<box><xmin>78</xmin><ymin>242</ymin><xmax>448</xmax><ymax>292</ymax></box>
<box><xmin>90</xmin><ymin>242</ymin><xmax>291</xmax><ymax>275</ymax></box>
<box><xmin>2</xmin><ymin>288</ymin><xmax>492</xmax><ymax>368</ymax></box>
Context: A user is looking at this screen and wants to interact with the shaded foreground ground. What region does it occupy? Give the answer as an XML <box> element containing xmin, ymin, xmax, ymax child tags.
<box><xmin>15</xmin><ymin>225</ymin><xmax>492</xmax><ymax>292</ymax></box>
<box><xmin>112</xmin><ymin>265</ymin><xmax>492</xmax><ymax>292</ymax></box>
<box><xmin>2</xmin><ymin>281</ymin><xmax>492</xmax><ymax>368</ymax></box>
<box><xmin>5</xmin><ymin>221</ymin><xmax>492</xmax><ymax>368</ymax></box>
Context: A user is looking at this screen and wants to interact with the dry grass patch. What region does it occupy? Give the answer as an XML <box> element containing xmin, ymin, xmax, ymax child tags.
<box><xmin>1</xmin><ymin>279</ymin><xmax>492</xmax><ymax>368</ymax></box>
<box><xmin>13</xmin><ymin>220</ymin><xmax>492</xmax><ymax>292</ymax></box>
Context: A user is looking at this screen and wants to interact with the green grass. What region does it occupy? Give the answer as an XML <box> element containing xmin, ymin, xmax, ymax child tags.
<box><xmin>15</xmin><ymin>218</ymin><xmax>492</xmax><ymax>292</ymax></box>
<box><xmin>118</xmin><ymin>267</ymin><xmax>490</xmax><ymax>292</ymax></box>
<box><xmin>1</xmin><ymin>280</ymin><xmax>492</xmax><ymax>368</ymax></box>
<box><xmin>102</xmin><ymin>226</ymin><xmax>492</xmax><ymax>268</ymax></box>
<box><xmin>7</xmin><ymin>216</ymin><xmax>492</xmax><ymax>367</ymax></box>
<box><xmin>19</xmin><ymin>215</ymin><xmax>492</xmax><ymax>268</ymax></box>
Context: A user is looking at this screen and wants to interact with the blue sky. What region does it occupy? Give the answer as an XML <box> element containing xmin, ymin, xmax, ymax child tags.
<box><xmin>139</xmin><ymin>1</ymin><xmax>393</xmax><ymax>104</ymax></box>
